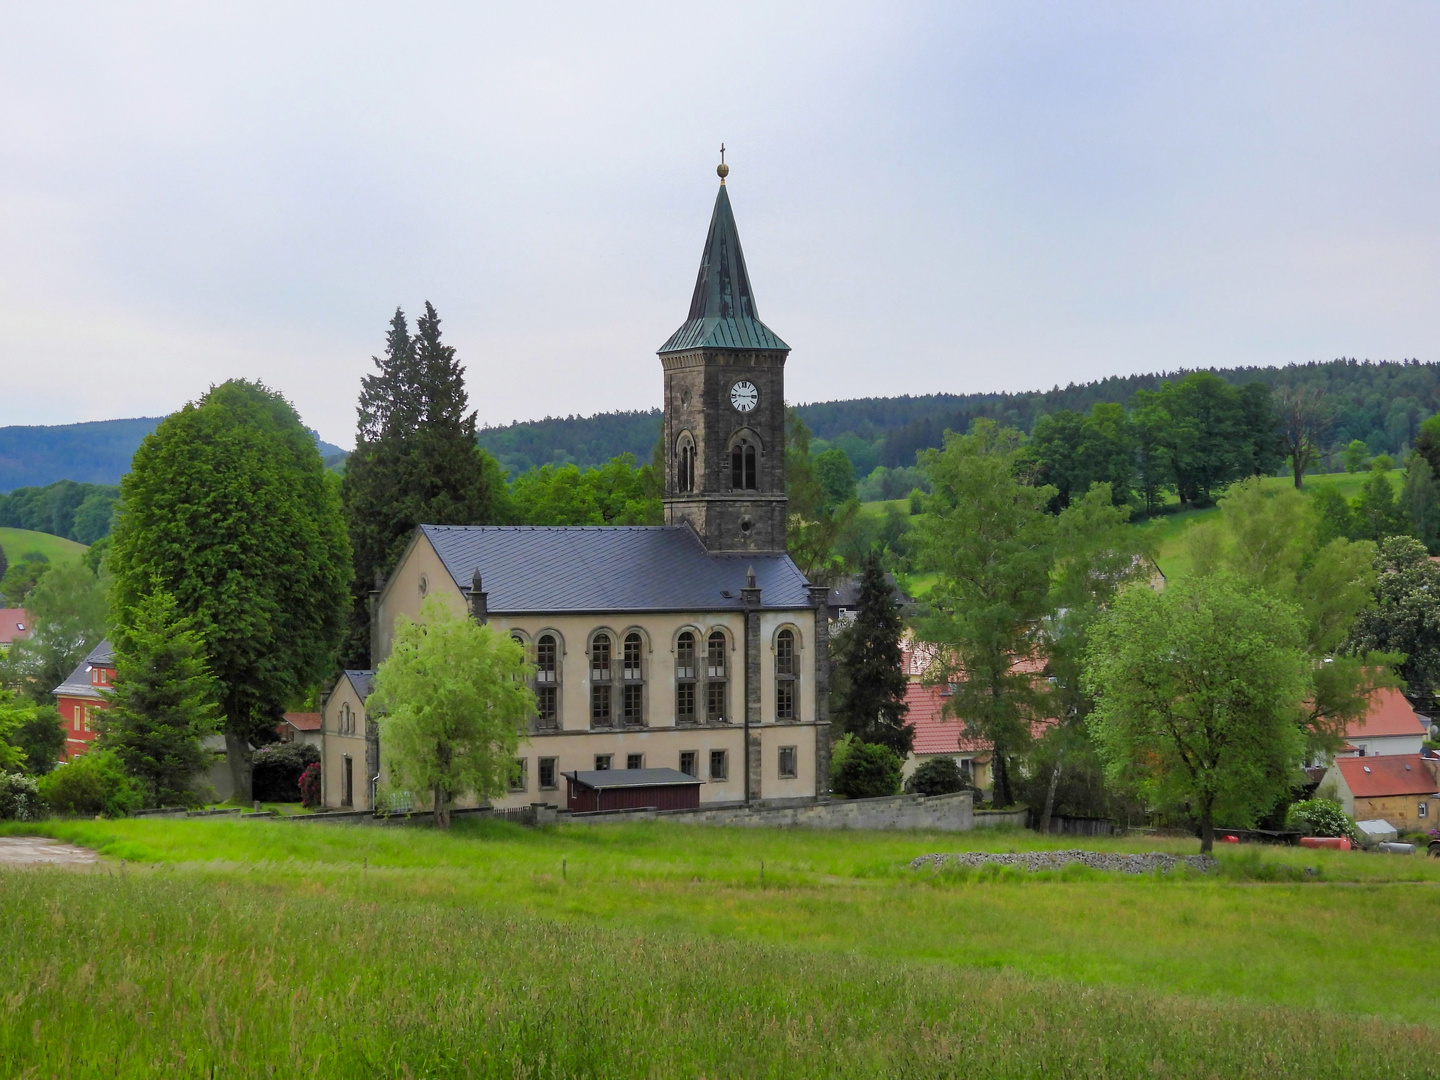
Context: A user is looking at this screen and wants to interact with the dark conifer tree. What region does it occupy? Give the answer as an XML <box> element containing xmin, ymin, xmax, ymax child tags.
<box><xmin>98</xmin><ymin>591</ymin><xmax>220</xmax><ymax>807</ymax></box>
<box><xmin>341</xmin><ymin>304</ymin><xmax>505</xmax><ymax>667</ymax></box>
<box><xmin>834</xmin><ymin>553</ymin><xmax>912</xmax><ymax>755</ymax></box>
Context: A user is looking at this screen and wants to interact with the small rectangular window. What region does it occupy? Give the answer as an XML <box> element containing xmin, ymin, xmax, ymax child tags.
<box><xmin>709</xmin><ymin>749</ymin><xmax>728</xmax><ymax>781</ymax></box>
<box><xmin>594</xmin><ymin>754</ymin><xmax>612</xmax><ymax>771</ymax></box>
<box><xmin>680</xmin><ymin>751</ymin><xmax>697</xmax><ymax>778</ymax></box>
<box><xmin>778</xmin><ymin>746</ymin><xmax>798</xmax><ymax>779</ymax></box>
<box><xmin>707</xmin><ymin>682</ymin><xmax>726</xmax><ymax>721</ymax></box>
<box><xmin>1422</xmin><ymin>802</ymin><xmax>1429</xmax><ymax>819</ymax></box>
<box><xmin>677</xmin><ymin>682</ymin><xmax>696</xmax><ymax>721</ymax></box>
<box><xmin>509</xmin><ymin>758</ymin><xmax>528</xmax><ymax>792</ymax></box>
<box><xmin>538</xmin><ymin>757</ymin><xmax>558</xmax><ymax>790</ymax></box>
<box><xmin>626</xmin><ymin>753</ymin><xmax>644</xmax><ymax>770</ymax></box>
<box><xmin>591</xmin><ymin>684</ymin><xmax>612</xmax><ymax>727</ymax></box>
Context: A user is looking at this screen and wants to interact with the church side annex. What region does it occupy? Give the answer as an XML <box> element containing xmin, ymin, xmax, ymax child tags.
<box><xmin>320</xmin><ymin>162</ymin><xmax>832</xmax><ymax>812</ymax></box>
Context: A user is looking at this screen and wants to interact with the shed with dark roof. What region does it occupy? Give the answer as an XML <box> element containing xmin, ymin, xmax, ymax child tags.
<box><xmin>564</xmin><ymin>768</ymin><xmax>703</xmax><ymax>813</ymax></box>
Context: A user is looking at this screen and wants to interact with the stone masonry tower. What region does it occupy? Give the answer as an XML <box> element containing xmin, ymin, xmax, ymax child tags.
<box><xmin>659</xmin><ymin>157</ymin><xmax>790</xmax><ymax>553</ymax></box>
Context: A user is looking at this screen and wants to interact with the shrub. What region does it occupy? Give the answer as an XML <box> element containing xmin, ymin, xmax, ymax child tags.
<box><xmin>0</xmin><ymin>772</ymin><xmax>42</xmax><ymax>820</ymax></box>
<box><xmin>832</xmin><ymin>740</ymin><xmax>903</xmax><ymax>799</ymax></box>
<box><xmin>904</xmin><ymin>757</ymin><xmax>971</xmax><ymax>796</ymax></box>
<box><xmin>298</xmin><ymin>762</ymin><xmax>322</xmax><ymax>809</ymax></box>
<box><xmin>252</xmin><ymin>742</ymin><xmax>320</xmax><ymax>803</ymax></box>
<box><xmin>1286</xmin><ymin>798</ymin><xmax>1362</xmax><ymax>844</ymax></box>
<box><xmin>37</xmin><ymin>751</ymin><xmax>143</xmax><ymax>817</ymax></box>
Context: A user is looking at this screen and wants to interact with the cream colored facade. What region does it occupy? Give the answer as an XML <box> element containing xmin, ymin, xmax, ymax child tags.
<box><xmin>323</xmin><ymin>531</ymin><xmax>826</xmax><ymax>811</ymax></box>
<box><xmin>321</xmin><ymin>673</ymin><xmax>376</xmax><ymax>810</ymax></box>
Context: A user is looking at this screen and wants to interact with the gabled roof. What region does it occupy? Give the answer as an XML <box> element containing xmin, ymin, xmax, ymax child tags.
<box><xmin>420</xmin><ymin>525</ymin><xmax>813</xmax><ymax>614</ymax></box>
<box><xmin>344</xmin><ymin>670</ymin><xmax>375</xmax><ymax>702</ymax></box>
<box><xmin>0</xmin><ymin>608</ymin><xmax>30</xmax><ymax>646</ymax></box>
<box><xmin>84</xmin><ymin>639</ymin><xmax>114</xmax><ymax>668</ymax></box>
<box><xmin>658</xmin><ymin>183</ymin><xmax>789</xmax><ymax>354</ymax></box>
<box><xmin>565</xmin><ymin>768</ymin><xmax>702</xmax><ymax>790</ymax></box>
<box><xmin>902</xmin><ymin>642</ymin><xmax>1054</xmax><ymax>756</ymax></box>
<box><xmin>281</xmin><ymin>712</ymin><xmax>322</xmax><ymax>732</ymax></box>
<box><xmin>1334</xmin><ymin>755</ymin><xmax>1439</xmax><ymax>799</ymax></box>
<box><xmin>1346</xmin><ymin>689</ymin><xmax>1428</xmax><ymax>740</ymax></box>
<box><xmin>52</xmin><ymin>639</ymin><xmax>115</xmax><ymax>700</ymax></box>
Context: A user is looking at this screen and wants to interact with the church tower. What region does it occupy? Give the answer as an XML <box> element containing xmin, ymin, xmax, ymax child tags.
<box><xmin>659</xmin><ymin>155</ymin><xmax>790</xmax><ymax>554</ymax></box>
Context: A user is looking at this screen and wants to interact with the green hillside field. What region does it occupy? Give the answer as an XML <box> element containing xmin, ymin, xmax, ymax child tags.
<box><xmin>3</xmin><ymin>817</ymin><xmax>1439</xmax><ymax>1077</ymax></box>
<box><xmin>0</xmin><ymin>526</ymin><xmax>87</xmax><ymax>568</ymax></box>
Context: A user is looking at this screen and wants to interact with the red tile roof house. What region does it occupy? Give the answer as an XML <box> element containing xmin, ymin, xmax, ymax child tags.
<box><xmin>0</xmin><ymin>608</ymin><xmax>31</xmax><ymax>652</ymax></box>
<box><xmin>1321</xmin><ymin>755</ymin><xmax>1440</xmax><ymax>831</ymax></box>
<box><xmin>277</xmin><ymin>712</ymin><xmax>323</xmax><ymax>752</ymax></box>
<box><xmin>899</xmin><ymin>640</ymin><xmax>1055</xmax><ymax>796</ymax></box>
<box><xmin>1337</xmin><ymin>688</ymin><xmax>1430</xmax><ymax>758</ymax></box>
<box><xmin>52</xmin><ymin>639</ymin><xmax>115</xmax><ymax>760</ymax></box>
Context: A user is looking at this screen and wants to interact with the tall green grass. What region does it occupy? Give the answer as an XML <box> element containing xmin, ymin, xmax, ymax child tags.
<box><xmin>4</xmin><ymin>867</ymin><xmax>1438</xmax><ymax>1079</ymax></box>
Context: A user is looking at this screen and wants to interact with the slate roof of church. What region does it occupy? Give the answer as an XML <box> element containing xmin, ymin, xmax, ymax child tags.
<box><xmin>420</xmin><ymin>525</ymin><xmax>814</xmax><ymax>614</ymax></box>
<box><xmin>658</xmin><ymin>183</ymin><xmax>790</xmax><ymax>354</ymax></box>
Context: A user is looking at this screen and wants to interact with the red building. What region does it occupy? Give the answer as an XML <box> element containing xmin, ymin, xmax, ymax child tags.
<box><xmin>52</xmin><ymin>640</ymin><xmax>115</xmax><ymax>760</ymax></box>
<box><xmin>564</xmin><ymin>768</ymin><xmax>702</xmax><ymax>812</ymax></box>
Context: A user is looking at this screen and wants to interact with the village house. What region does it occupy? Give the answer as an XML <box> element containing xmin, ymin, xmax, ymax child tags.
<box><xmin>1322</xmin><ymin>755</ymin><xmax>1440</xmax><ymax>831</ymax></box>
<box><xmin>0</xmin><ymin>608</ymin><xmax>30</xmax><ymax>652</ymax></box>
<box><xmin>1336</xmin><ymin>688</ymin><xmax>1428</xmax><ymax>758</ymax></box>
<box><xmin>319</xmin><ymin>167</ymin><xmax>831</xmax><ymax>813</ymax></box>
<box><xmin>52</xmin><ymin>639</ymin><xmax>114</xmax><ymax>760</ymax></box>
<box><xmin>896</xmin><ymin>639</ymin><xmax>1057</xmax><ymax>795</ymax></box>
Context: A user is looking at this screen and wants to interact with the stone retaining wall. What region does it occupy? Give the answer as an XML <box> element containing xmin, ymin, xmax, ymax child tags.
<box><xmin>565</xmin><ymin>790</ymin><xmax>975</xmax><ymax>831</ymax></box>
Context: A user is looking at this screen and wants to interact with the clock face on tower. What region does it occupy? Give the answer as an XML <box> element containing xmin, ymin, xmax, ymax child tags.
<box><xmin>730</xmin><ymin>381</ymin><xmax>759</xmax><ymax>413</ymax></box>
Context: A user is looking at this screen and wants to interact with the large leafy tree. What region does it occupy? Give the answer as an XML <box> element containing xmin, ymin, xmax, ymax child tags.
<box><xmin>109</xmin><ymin>380</ymin><xmax>350</xmax><ymax>802</ymax></box>
<box><xmin>341</xmin><ymin>305</ymin><xmax>507</xmax><ymax>667</ymax></box>
<box><xmin>97</xmin><ymin>591</ymin><xmax>221</xmax><ymax>807</ymax></box>
<box><xmin>912</xmin><ymin>421</ymin><xmax>1056</xmax><ymax>807</ymax></box>
<box><xmin>367</xmin><ymin>599</ymin><xmax>534</xmax><ymax>828</ymax></box>
<box><xmin>1085</xmin><ymin>575</ymin><xmax>1311</xmax><ymax>853</ymax></box>
<box><xmin>831</xmin><ymin>553</ymin><xmax>910</xmax><ymax>755</ymax></box>
<box><xmin>1185</xmin><ymin>478</ymin><xmax>1396</xmax><ymax>751</ymax></box>
<box><xmin>1346</xmin><ymin>537</ymin><xmax>1440</xmax><ymax>700</ymax></box>
<box><xmin>1271</xmin><ymin>385</ymin><xmax>1329</xmax><ymax>489</ymax></box>
<box><xmin>508</xmin><ymin>453</ymin><xmax>661</xmax><ymax>526</ymax></box>
<box><xmin>0</xmin><ymin>559</ymin><xmax>107</xmax><ymax>703</ymax></box>
<box><xmin>785</xmin><ymin>409</ymin><xmax>855</xmax><ymax>584</ymax></box>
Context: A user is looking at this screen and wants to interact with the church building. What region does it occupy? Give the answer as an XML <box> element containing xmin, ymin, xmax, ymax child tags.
<box><xmin>319</xmin><ymin>164</ymin><xmax>832</xmax><ymax>812</ymax></box>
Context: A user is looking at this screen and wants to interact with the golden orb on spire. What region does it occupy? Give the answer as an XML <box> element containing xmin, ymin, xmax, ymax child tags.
<box><xmin>717</xmin><ymin>142</ymin><xmax>729</xmax><ymax>182</ymax></box>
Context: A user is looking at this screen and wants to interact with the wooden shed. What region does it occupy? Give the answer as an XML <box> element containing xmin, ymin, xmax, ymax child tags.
<box><xmin>564</xmin><ymin>768</ymin><xmax>702</xmax><ymax>813</ymax></box>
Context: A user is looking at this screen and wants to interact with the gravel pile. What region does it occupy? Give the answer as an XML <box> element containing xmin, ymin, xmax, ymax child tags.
<box><xmin>911</xmin><ymin>850</ymin><xmax>1217</xmax><ymax>875</ymax></box>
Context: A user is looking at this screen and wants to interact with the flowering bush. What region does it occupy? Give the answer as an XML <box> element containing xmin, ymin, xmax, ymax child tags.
<box><xmin>0</xmin><ymin>772</ymin><xmax>42</xmax><ymax>820</ymax></box>
<box><xmin>1286</xmin><ymin>798</ymin><xmax>1362</xmax><ymax>844</ymax></box>
<box><xmin>298</xmin><ymin>762</ymin><xmax>322</xmax><ymax>809</ymax></box>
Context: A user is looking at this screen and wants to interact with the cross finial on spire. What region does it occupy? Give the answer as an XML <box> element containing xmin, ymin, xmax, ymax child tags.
<box><xmin>717</xmin><ymin>143</ymin><xmax>729</xmax><ymax>183</ymax></box>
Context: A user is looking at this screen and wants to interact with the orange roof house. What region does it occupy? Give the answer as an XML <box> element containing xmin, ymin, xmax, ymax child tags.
<box><xmin>1323</xmin><ymin>754</ymin><xmax>1440</xmax><ymax>830</ymax></box>
<box><xmin>1339</xmin><ymin>688</ymin><xmax>1429</xmax><ymax>758</ymax></box>
<box><xmin>900</xmin><ymin>639</ymin><xmax>1055</xmax><ymax>792</ymax></box>
<box><xmin>0</xmin><ymin>608</ymin><xmax>30</xmax><ymax>652</ymax></box>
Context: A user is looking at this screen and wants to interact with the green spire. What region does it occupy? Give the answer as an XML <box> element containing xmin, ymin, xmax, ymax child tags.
<box><xmin>658</xmin><ymin>183</ymin><xmax>789</xmax><ymax>354</ymax></box>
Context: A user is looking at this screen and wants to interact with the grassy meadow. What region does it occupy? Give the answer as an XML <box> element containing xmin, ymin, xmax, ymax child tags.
<box><xmin>0</xmin><ymin>525</ymin><xmax>87</xmax><ymax>568</ymax></box>
<box><xmin>4</xmin><ymin>818</ymin><xmax>1440</xmax><ymax>1077</ymax></box>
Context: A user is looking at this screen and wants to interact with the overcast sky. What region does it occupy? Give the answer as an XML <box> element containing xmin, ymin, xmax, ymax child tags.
<box><xmin>3</xmin><ymin>2</ymin><xmax>1437</xmax><ymax>448</ymax></box>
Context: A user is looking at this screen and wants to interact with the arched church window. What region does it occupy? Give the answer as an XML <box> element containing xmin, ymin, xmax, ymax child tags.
<box><xmin>730</xmin><ymin>438</ymin><xmax>758</xmax><ymax>491</ymax></box>
<box><xmin>590</xmin><ymin>633</ymin><xmax>613</xmax><ymax>728</ymax></box>
<box><xmin>776</xmin><ymin>628</ymin><xmax>796</xmax><ymax>721</ymax></box>
<box><xmin>676</xmin><ymin>631</ymin><xmax>697</xmax><ymax>723</ymax></box>
<box><xmin>622</xmin><ymin>632</ymin><xmax>645</xmax><ymax>726</ymax></box>
<box><xmin>677</xmin><ymin>434</ymin><xmax>696</xmax><ymax>493</ymax></box>
<box><xmin>706</xmin><ymin>630</ymin><xmax>728</xmax><ymax>721</ymax></box>
<box><xmin>535</xmin><ymin>633</ymin><xmax>559</xmax><ymax>730</ymax></box>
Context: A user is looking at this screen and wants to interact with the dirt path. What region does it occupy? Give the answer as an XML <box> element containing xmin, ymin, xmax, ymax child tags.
<box><xmin>0</xmin><ymin>836</ymin><xmax>97</xmax><ymax>867</ymax></box>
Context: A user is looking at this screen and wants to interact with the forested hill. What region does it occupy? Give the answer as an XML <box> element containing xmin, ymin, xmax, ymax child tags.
<box><xmin>477</xmin><ymin>359</ymin><xmax>1440</xmax><ymax>476</ymax></box>
<box><xmin>0</xmin><ymin>417</ymin><xmax>347</xmax><ymax>492</ymax></box>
